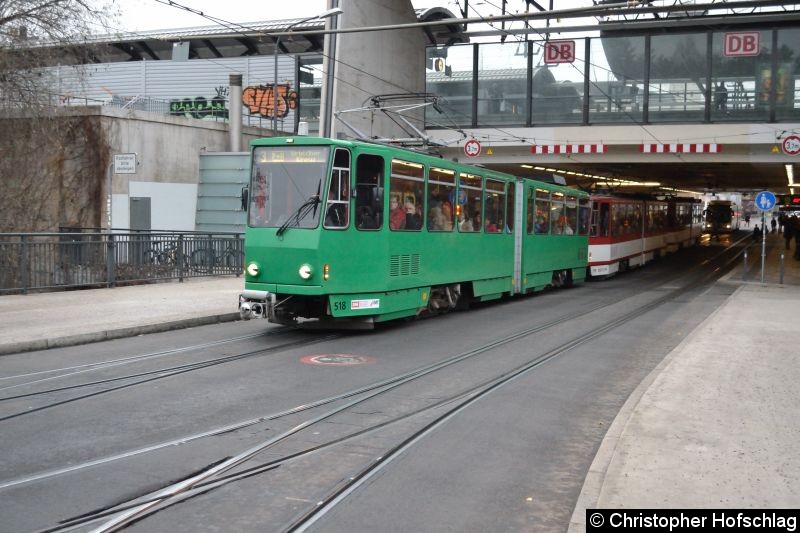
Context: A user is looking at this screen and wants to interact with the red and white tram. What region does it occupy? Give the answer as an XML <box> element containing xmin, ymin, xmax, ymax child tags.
<box><xmin>587</xmin><ymin>195</ymin><xmax>702</xmax><ymax>278</ymax></box>
<box><xmin>666</xmin><ymin>196</ymin><xmax>704</xmax><ymax>251</ymax></box>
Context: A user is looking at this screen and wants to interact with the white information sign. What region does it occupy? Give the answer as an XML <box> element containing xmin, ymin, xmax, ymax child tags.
<box><xmin>114</xmin><ymin>153</ymin><xmax>137</xmax><ymax>174</ymax></box>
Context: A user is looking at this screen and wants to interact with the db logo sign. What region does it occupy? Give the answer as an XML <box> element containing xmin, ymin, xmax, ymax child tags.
<box><xmin>544</xmin><ymin>40</ymin><xmax>575</xmax><ymax>64</ymax></box>
<box><xmin>464</xmin><ymin>139</ymin><xmax>481</xmax><ymax>157</ymax></box>
<box><xmin>782</xmin><ymin>135</ymin><xmax>800</xmax><ymax>156</ymax></box>
<box><xmin>724</xmin><ymin>32</ymin><xmax>760</xmax><ymax>57</ymax></box>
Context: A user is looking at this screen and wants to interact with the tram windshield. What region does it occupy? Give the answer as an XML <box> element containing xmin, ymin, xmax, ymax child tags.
<box><xmin>249</xmin><ymin>146</ymin><xmax>330</xmax><ymax>228</ymax></box>
<box><xmin>704</xmin><ymin>203</ymin><xmax>733</xmax><ymax>227</ymax></box>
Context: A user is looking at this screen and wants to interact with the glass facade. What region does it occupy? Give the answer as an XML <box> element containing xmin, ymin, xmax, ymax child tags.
<box><xmin>530</xmin><ymin>41</ymin><xmax>585</xmax><ymax>125</ymax></box>
<box><xmin>649</xmin><ymin>32</ymin><xmax>707</xmax><ymax>123</ymax></box>
<box><xmin>425</xmin><ymin>26</ymin><xmax>800</xmax><ymax>128</ymax></box>
<box><xmin>426</xmin><ymin>45</ymin><xmax>475</xmax><ymax>128</ymax></box>
<box><xmin>476</xmin><ymin>42</ymin><xmax>528</xmax><ymax>126</ymax></box>
<box><xmin>776</xmin><ymin>28</ymin><xmax>800</xmax><ymax>122</ymax></box>
<box><xmin>298</xmin><ymin>56</ymin><xmax>323</xmax><ymax>134</ymax></box>
<box><xmin>711</xmin><ymin>31</ymin><xmax>769</xmax><ymax>122</ymax></box>
<box><xmin>589</xmin><ymin>35</ymin><xmax>645</xmax><ymax>124</ymax></box>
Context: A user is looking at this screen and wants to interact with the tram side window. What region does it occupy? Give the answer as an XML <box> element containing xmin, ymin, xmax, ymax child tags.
<box><xmin>427</xmin><ymin>167</ymin><xmax>455</xmax><ymax>231</ymax></box>
<box><xmin>593</xmin><ymin>202</ymin><xmax>610</xmax><ymax>237</ymax></box>
<box><xmin>578</xmin><ymin>197</ymin><xmax>590</xmax><ymax>235</ymax></box>
<box><xmin>458</xmin><ymin>173</ymin><xmax>482</xmax><ymax>232</ymax></box>
<box><xmin>652</xmin><ymin>204</ymin><xmax>666</xmax><ymax>231</ymax></box>
<box><xmin>565</xmin><ymin>195</ymin><xmax>578</xmax><ymax>235</ymax></box>
<box><xmin>484</xmin><ymin>178</ymin><xmax>505</xmax><ymax>233</ymax></box>
<box><xmin>679</xmin><ymin>204</ymin><xmax>690</xmax><ymax>226</ymax></box>
<box><xmin>390</xmin><ymin>159</ymin><xmax>425</xmax><ymax>231</ymax></box>
<box><xmin>354</xmin><ymin>153</ymin><xmax>384</xmax><ymax>231</ymax></box>
<box><xmin>526</xmin><ymin>188</ymin><xmax>535</xmax><ymax>234</ymax></box>
<box><xmin>614</xmin><ymin>203</ymin><xmax>634</xmax><ymax>235</ymax></box>
<box><xmin>324</xmin><ymin>148</ymin><xmax>350</xmax><ymax>229</ymax></box>
<box><xmin>631</xmin><ymin>203</ymin><xmax>642</xmax><ymax>234</ymax></box>
<box><xmin>616</xmin><ymin>203</ymin><xmax>633</xmax><ymax>235</ymax></box>
<box><xmin>551</xmin><ymin>192</ymin><xmax>567</xmax><ymax>234</ymax></box>
<box><xmin>645</xmin><ymin>204</ymin><xmax>655</xmax><ymax>233</ymax></box>
<box><xmin>611</xmin><ymin>204</ymin><xmax>622</xmax><ymax>236</ymax></box>
<box><xmin>534</xmin><ymin>189</ymin><xmax>550</xmax><ymax>234</ymax></box>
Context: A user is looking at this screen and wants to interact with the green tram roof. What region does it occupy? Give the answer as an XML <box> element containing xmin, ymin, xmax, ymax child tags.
<box><xmin>250</xmin><ymin>136</ymin><xmax>588</xmax><ymax>197</ymax></box>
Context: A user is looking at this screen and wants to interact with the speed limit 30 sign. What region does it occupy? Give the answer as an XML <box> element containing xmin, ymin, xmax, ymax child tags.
<box><xmin>464</xmin><ymin>139</ymin><xmax>481</xmax><ymax>157</ymax></box>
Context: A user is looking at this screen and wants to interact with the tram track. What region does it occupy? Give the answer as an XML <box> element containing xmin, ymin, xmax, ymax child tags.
<box><xmin>0</xmin><ymin>333</ymin><xmax>341</xmax><ymax>423</ymax></box>
<box><xmin>0</xmin><ymin>239</ymin><xmax>743</xmax><ymax>425</ymax></box>
<box><xmin>36</xmin><ymin>242</ymin><xmax>746</xmax><ymax>533</ymax></box>
<box><xmin>285</xmin><ymin>241</ymin><xmax>749</xmax><ymax>532</ymax></box>
<box><xmin>0</xmin><ymin>329</ymin><xmax>293</xmax><ymax>391</ymax></box>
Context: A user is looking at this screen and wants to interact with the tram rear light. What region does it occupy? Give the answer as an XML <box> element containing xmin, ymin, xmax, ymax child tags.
<box><xmin>323</xmin><ymin>264</ymin><xmax>330</xmax><ymax>281</ymax></box>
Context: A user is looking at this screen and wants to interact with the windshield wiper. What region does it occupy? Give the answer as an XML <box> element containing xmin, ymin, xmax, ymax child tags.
<box><xmin>312</xmin><ymin>179</ymin><xmax>321</xmax><ymax>218</ymax></box>
<box><xmin>276</xmin><ymin>194</ymin><xmax>321</xmax><ymax>237</ymax></box>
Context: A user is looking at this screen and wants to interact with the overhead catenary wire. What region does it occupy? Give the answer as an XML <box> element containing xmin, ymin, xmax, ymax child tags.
<box><xmin>125</xmin><ymin>0</ymin><xmax>776</xmax><ymax>152</ymax></box>
<box><xmin>80</xmin><ymin>1</ymin><xmax>794</xmax><ymax>187</ymax></box>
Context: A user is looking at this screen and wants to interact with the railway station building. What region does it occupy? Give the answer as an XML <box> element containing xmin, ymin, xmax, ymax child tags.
<box><xmin>3</xmin><ymin>0</ymin><xmax>800</xmax><ymax>233</ymax></box>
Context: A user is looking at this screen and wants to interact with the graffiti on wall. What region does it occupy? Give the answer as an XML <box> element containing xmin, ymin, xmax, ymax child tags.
<box><xmin>242</xmin><ymin>84</ymin><xmax>298</xmax><ymax>119</ymax></box>
<box><xmin>170</xmin><ymin>86</ymin><xmax>229</xmax><ymax>119</ymax></box>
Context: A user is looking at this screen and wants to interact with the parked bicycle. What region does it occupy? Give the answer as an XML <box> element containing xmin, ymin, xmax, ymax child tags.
<box><xmin>189</xmin><ymin>239</ymin><xmax>244</xmax><ymax>274</ymax></box>
<box><xmin>143</xmin><ymin>240</ymin><xmax>188</xmax><ymax>269</ymax></box>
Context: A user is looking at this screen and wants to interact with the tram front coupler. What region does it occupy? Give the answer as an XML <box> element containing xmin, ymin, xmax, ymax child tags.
<box><xmin>238</xmin><ymin>290</ymin><xmax>274</xmax><ymax>320</ymax></box>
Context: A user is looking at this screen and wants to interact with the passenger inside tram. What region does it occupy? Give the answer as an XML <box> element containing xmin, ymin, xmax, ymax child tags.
<box><xmin>390</xmin><ymin>194</ymin><xmax>406</xmax><ymax>230</ymax></box>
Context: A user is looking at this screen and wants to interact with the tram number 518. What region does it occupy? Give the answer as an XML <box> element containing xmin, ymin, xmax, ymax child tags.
<box><xmin>333</xmin><ymin>300</ymin><xmax>347</xmax><ymax>312</ymax></box>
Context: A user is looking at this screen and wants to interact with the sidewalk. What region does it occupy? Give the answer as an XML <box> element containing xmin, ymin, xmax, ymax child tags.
<box><xmin>0</xmin><ymin>277</ymin><xmax>242</xmax><ymax>355</ymax></box>
<box><xmin>726</xmin><ymin>230</ymin><xmax>800</xmax><ymax>286</ymax></box>
<box><xmin>569</xmin><ymin>231</ymin><xmax>800</xmax><ymax>528</ymax></box>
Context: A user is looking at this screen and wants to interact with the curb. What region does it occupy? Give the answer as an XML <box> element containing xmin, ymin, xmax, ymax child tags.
<box><xmin>0</xmin><ymin>313</ymin><xmax>240</xmax><ymax>356</ymax></box>
<box><xmin>566</xmin><ymin>284</ymin><xmax>744</xmax><ymax>532</ymax></box>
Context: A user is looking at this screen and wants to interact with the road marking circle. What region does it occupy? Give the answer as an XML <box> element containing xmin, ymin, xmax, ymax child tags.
<box><xmin>300</xmin><ymin>354</ymin><xmax>376</xmax><ymax>366</ymax></box>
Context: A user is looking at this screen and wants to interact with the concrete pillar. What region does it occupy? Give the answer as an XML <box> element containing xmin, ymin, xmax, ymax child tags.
<box><xmin>329</xmin><ymin>0</ymin><xmax>424</xmax><ymax>139</ymax></box>
<box><xmin>320</xmin><ymin>0</ymin><xmax>340</xmax><ymax>138</ymax></box>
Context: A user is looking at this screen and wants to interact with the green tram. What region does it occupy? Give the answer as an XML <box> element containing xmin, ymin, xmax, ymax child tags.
<box><xmin>239</xmin><ymin>137</ymin><xmax>589</xmax><ymax>328</ymax></box>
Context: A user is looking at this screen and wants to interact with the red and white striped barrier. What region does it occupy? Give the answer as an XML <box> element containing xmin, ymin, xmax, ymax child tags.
<box><xmin>531</xmin><ymin>144</ymin><xmax>608</xmax><ymax>154</ymax></box>
<box><xmin>640</xmin><ymin>143</ymin><xmax>722</xmax><ymax>153</ymax></box>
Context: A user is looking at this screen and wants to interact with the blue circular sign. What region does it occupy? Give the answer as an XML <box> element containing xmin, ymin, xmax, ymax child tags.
<box><xmin>755</xmin><ymin>191</ymin><xmax>776</xmax><ymax>211</ymax></box>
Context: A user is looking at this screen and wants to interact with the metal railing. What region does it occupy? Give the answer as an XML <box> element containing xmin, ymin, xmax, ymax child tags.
<box><xmin>0</xmin><ymin>230</ymin><xmax>244</xmax><ymax>294</ymax></box>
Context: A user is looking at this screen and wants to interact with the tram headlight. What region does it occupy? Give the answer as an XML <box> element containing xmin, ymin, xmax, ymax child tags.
<box><xmin>298</xmin><ymin>264</ymin><xmax>313</xmax><ymax>280</ymax></box>
<box><xmin>246</xmin><ymin>262</ymin><xmax>260</xmax><ymax>277</ymax></box>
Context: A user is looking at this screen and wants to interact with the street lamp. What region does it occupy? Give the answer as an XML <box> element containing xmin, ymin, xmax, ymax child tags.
<box><xmin>273</xmin><ymin>7</ymin><xmax>343</xmax><ymax>134</ymax></box>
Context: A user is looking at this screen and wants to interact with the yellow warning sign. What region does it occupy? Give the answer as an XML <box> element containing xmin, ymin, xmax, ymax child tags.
<box><xmin>772</xmin><ymin>145</ymin><xmax>780</xmax><ymax>154</ymax></box>
<box><xmin>486</xmin><ymin>148</ymin><xmax>494</xmax><ymax>155</ymax></box>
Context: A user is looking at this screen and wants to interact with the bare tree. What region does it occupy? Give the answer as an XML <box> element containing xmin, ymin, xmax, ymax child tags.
<box><xmin>0</xmin><ymin>1</ymin><xmax>117</xmax><ymax>232</ymax></box>
<box><xmin>1</xmin><ymin>0</ymin><xmax>117</xmax><ymax>106</ymax></box>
